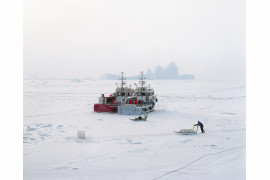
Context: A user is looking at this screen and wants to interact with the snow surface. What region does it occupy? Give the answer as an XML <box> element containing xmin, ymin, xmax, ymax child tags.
<box><xmin>24</xmin><ymin>80</ymin><xmax>245</xmax><ymax>180</ymax></box>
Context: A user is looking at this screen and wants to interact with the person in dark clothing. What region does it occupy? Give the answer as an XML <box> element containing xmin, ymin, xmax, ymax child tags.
<box><xmin>194</xmin><ymin>121</ymin><xmax>205</xmax><ymax>133</ymax></box>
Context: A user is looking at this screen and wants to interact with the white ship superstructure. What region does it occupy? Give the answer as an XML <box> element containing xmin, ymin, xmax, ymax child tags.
<box><xmin>117</xmin><ymin>71</ymin><xmax>158</xmax><ymax>115</ymax></box>
<box><xmin>94</xmin><ymin>71</ymin><xmax>158</xmax><ymax>115</ymax></box>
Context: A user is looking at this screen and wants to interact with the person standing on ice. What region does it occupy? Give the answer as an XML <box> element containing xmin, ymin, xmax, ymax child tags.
<box><xmin>194</xmin><ymin>121</ymin><xmax>205</xmax><ymax>133</ymax></box>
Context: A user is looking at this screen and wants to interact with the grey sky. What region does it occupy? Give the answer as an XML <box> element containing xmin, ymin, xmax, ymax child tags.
<box><xmin>24</xmin><ymin>0</ymin><xmax>245</xmax><ymax>81</ymax></box>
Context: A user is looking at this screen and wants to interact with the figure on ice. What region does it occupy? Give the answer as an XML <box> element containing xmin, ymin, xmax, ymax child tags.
<box><xmin>137</xmin><ymin>114</ymin><xmax>148</xmax><ymax>120</ymax></box>
<box><xmin>194</xmin><ymin>121</ymin><xmax>205</xmax><ymax>133</ymax></box>
<box><xmin>130</xmin><ymin>114</ymin><xmax>148</xmax><ymax>121</ymax></box>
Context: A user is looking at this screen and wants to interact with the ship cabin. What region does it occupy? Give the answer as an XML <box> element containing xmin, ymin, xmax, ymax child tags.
<box><xmin>97</xmin><ymin>94</ymin><xmax>116</xmax><ymax>104</ymax></box>
<box><xmin>134</xmin><ymin>87</ymin><xmax>157</xmax><ymax>105</ymax></box>
<box><xmin>114</xmin><ymin>87</ymin><xmax>135</xmax><ymax>97</ymax></box>
<box><xmin>97</xmin><ymin>86</ymin><xmax>135</xmax><ymax>105</ymax></box>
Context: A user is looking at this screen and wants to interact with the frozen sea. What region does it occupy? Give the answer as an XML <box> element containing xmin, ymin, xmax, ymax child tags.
<box><xmin>23</xmin><ymin>79</ymin><xmax>246</xmax><ymax>180</ymax></box>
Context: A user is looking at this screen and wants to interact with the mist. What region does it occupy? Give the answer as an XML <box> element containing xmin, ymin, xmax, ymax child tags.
<box><xmin>24</xmin><ymin>0</ymin><xmax>245</xmax><ymax>81</ymax></box>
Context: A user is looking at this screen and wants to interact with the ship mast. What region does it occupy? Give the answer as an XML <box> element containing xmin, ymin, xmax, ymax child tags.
<box><xmin>139</xmin><ymin>71</ymin><xmax>146</xmax><ymax>93</ymax></box>
<box><xmin>120</xmin><ymin>72</ymin><xmax>126</xmax><ymax>92</ymax></box>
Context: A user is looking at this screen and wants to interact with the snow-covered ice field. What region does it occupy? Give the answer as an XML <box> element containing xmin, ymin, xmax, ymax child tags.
<box><xmin>23</xmin><ymin>79</ymin><xmax>245</xmax><ymax>180</ymax></box>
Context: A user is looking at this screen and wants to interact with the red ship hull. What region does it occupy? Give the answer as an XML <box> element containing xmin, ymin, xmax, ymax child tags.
<box><xmin>94</xmin><ymin>104</ymin><xmax>118</xmax><ymax>113</ymax></box>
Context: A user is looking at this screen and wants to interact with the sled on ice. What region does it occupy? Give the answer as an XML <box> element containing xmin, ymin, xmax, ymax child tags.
<box><xmin>174</xmin><ymin>126</ymin><xmax>198</xmax><ymax>135</ymax></box>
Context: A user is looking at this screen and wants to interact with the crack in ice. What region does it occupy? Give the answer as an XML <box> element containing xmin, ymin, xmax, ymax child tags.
<box><xmin>151</xmin><ymin>146</ymin><xmax>246</xmax><ymax>180</ymax></box>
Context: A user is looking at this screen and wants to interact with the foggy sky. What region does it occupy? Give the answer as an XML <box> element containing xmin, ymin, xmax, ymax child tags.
<box><xmin>24</xmin><ymin>0</ymin><xmax>245</xmax><ymax>81</ymax></box>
